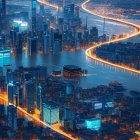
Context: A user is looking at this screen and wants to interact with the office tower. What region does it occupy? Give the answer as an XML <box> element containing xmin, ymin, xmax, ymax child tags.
<box><xmin>0</xmin><ymin>67</ymin><xmax>3</xmax><ymax>76</ymax></box>
<box><xmin>42</xmin><ymin>102</ymin><xmax>59</xmax><ymax>124</ymax></box>
<box><xmin>53</xmin><ymin>40</ymin><xmax>61</xmax><ymax>54</ymax></box>
<box><xmin>25</xmin><ymin>81</ymin><xmax>35</xmax><ymax>114</ymax></box>
<box><xmin>16</xmin><ymin>33</ymin><xmax>23</xmax><ymax>54</ymax></box>
<box><xmin>24</xmin><ymin>72</ymin><xmax>33</xmax><ymax>81</ymax></box>
<box><xmin>0</xmin><ymin>34</ymin><xmax>6</xmax><ymax>47</ymax></box>
<box><xmin>18</xmin><ymin>85</ymin><xmax>24</xmax><ymax>107</ymax></box>
<box><xmin>6</xmin><ymin>69</ymin><xmax>13</xmax><ymax>83</ymax></box>
<box><xmin>64</xmin><ymin>107</ymin><xmax>75</xmax><ymax>121</ymax></box>
<box><xmin>28</xmin><ymin>37</ymin><xmax>37</xmax><ymax>55</ymax></box>
<box><xmin>0</xmin><ymin>48</ymin><xmax>10</xmax><ymax>67</ymax></box>
<box><xmin>0</xmin><ymin>0</ymin><xmax>6</xmax><ymax>32</ymax></box>
<box><xmin>2</xmin><ymin>0</ymin><xmax>6</xmax><ymax>17</ymax></box>
<box><xmin>90</xmin><ymin>27</ymin><xmax>99</xmax><ymax>42</ymax></box>
<box><xmin>31</xmin><ymin>0</ymin><xmax>37</xmax><ymax>36</ymax></box>
<box><xmin>7</xmin><ymin>82</ymin><xmax>16</xmax><ymax>104</ymax></box>
<box><xmin>39</xmin><ymin>4</ymin><xmax>45</xmax><ymax>16</ymax></box>
<box><xmin>43</xmin><ymin>23</ymin><xmax>49</xmax><ymax>34</ymax></box>
<box><xmin>75</xmin><ymin>6</ymin><xmax>80</xmax><ymax>18</ymax></box>
<box><xmin>44</xmin><ymin>34</ymin><xmax>50</xmax><ymax>54</ymax></box>
<box><xmin>0</xmin><ymin>104</ymin><xmax>5</xmax><ymax>117</ymax></box>
<box><xmin>63</xmin><ymin>0</ymin><xmax>65</xmax><ymax>9</ymax></box>
<box><xmin>64</xmin><ymin>4</ymin><xmax>75</xmax><ymax>19</ymax></box>
<box><xmin>37</xmin><ymin>66</ymin><xmax>47</xmax><ymax>80</ymax></box>
<box><xmin>50</xmin><ymin>28</ymin><xmax>54</xmax><ymax>49</ymax></box>
<box><xmin>53</xmin><ymin>32</ymin><xmax>62</xmax><ymax>54</ymax></box>
<box><xmin>10</xmin><ymin>30</ymin><xmax>17</xmax><ymax>47</ymax></box>
<box><xmin>7</xmin><ymin>105</ymin><xmax>17</xmax><ymax>130</ymax></box>
<box><xmin>66</xmin><ymin>82</ymin><xmax>73</xmax><ymax>95</ymax></box>
<box><xmin>36</xmin><ymin>84</ymin><xmax>42</xmax><ymax>110</ymax></box>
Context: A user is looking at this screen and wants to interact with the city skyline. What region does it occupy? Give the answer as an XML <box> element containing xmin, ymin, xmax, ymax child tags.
<box><xmin>0</xmin><ymin>0</ymin><xmax>140</xmax><ymax>139</ymax></box>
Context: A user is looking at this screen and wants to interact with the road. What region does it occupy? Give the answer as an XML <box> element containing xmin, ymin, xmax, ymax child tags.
<box><xmin>1</xmin><ymin>0</ymin><xmax>140</xmax><ymax>140</ymax></box>
<box><xmin>82</xmin><ymin>0</ymin><xmax>140</xmax><ymax>74</ymax></box>
<box><xmin>38</xmin><ymin>0</ymin><xmax>140</xmax><ymax>74</ymax></box>
<box><xmin>0</xmin><ymin>95</ymin><xmax>77</xmax><ymax>140</ymax></box>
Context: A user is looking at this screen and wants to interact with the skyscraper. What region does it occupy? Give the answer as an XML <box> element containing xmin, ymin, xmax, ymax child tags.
<box><xmin>7</xmin><ymin>82</ymin><xmax>16</xmax><ymax>104</ymax></box>
<box><xmin>0</xmin><ymin>48</ymin><xmax>10</xmax><ymax>67</ymax></box>
<box><xmin>28</xmin><ymin>37</ymin><xmax>37</xmax><ymax>55</ymax></box>
<box><xmin>2</xmin><ymin>0</ymin><xmax>6</xmax><ymax>16</ymax></box>
<box><xmin>18</xmin><ymin>85</ymin><xmax>24</xmax><ymax>107</ymax></box>
<box><xmin>25</xmin><ymin>80</ymin><xmax>35</xmax><ymax>114</ymax></box>
<box><xmin>7</xmin><ymin>105</ymin><xmax>17</xmax><ymax>130</ymax></box>
<box><xmin>44</xmin><ymin>34</ymin><xmax>50</xmax><ymax>54</ymax></box>
<box><xmin>0</xmin><ymin>0</ymin><xmax>6</xmax><ymax>32</ymax></box>
<box><xmin>42</xmin><ymin>102</ymin><xmax>59</xmax><ymax>125</ymax></box>
<box><xmin>90</xmin><ymin>27</ymin><xmax>99</xmax><ymax>43</ymax></box>
<box><xmin>31</xmin><ymin>0</ymin><xmax>37</xmax><ymax>36</ymax></box>
<box><xmin>36</xmin><ymin>84</ymin><xmax>42</xmax><ymax>110</ymax></box>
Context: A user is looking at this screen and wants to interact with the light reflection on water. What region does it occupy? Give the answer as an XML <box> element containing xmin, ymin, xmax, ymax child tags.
<box><xmin>8</xmin><ymin>1</ymin><xmax>140</xmax><ymax>92</ymax></box>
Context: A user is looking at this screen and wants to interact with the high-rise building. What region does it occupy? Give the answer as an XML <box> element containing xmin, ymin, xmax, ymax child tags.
<box><xmin>28</xmin><ymin>37</ymin><xmax>37</xmax><ymax>55</ymax></box>
<box><xmin>7</xmin><ymin>105</ymin><xmax>17</xmax><ymax>130</ymax></box>
<box><xmin>0</xmin><ymin>104</ymin><xmax>5</xmax><ymax>117</ymax></box>
<box><xmin>42</xmin><ymin>102</ymin><xmax>59</xmax><ymax>125</ymax></box>
<box><xmin>0</xmin><ymin>0</ymin><xmax>6</xmax><ymax>32</ymax></box>
<box><xmin>44</xmin><ymin>34</ymin><xmax>50</xmax><ymax>54</ymax></box>
<box><xmin>7</xmin><ymin>82</ymin><xmax>16</xmax><ymax>104</ymax></box>
<box><xmin>39</xmin><ymin>4</ymin><xmax>45</xmax><ymax>16</ymax></box>
<box><xmin>90</xmin><ymin>27</ymin><xmax>99</xmax><ymax>42</ymax></box>
<box><xmin>66</xmin><ymin>82</ymin><xmax>73</xmax><ymax>95</ymax></box>
<box><xmin>0</xmin><ymin>48</ymin><xmax>10</xmax><ymax>67</ymax></box>
<box><xmin>18</xmin><ymin>85</ymin><xmax>24</xmax><ymax>107</ymax></box>
<box><xmin>16</xmin><ymin>33</ymin><xmax>23</xmax><ymax>54</ymax></box>
<box><xmin>53</xmin><ymin>40</ymin><xmax>61</xmax><ymax>54</ymax></box>
<box><xmin>1</xmin><ymin>0</ymin><xmax>6</xmax><ymax>17</ymax></box>
<box><xmin>36</xmin><ymin>84</ymin><xmax>42</xmax><ymax>110</ymax></box>
<box><xmin>10</xmin><ymin>30</ymin><xmax>17</xmax><ymax>47</ymax></box>
<box><xmin>25</xmin><ymin>81</ymin><xmax>35</xmax><ymax>114</ymax></box>
<box><xmin>31</xmin><ymin>0</ymin><xmax>37</xmax><ymax>36</ymax></box>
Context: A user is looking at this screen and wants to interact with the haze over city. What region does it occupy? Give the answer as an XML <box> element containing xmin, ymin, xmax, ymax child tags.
<box><xmin>0</xmin><ymin>0</ymin><xmax>140</xmax><ymax>139</ymax></box>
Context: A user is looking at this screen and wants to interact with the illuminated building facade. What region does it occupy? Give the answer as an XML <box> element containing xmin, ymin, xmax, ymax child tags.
<box><xmin>7</xmin><ymin>105</ymin><xmax>17</xmax><ymax>130</ymax></box>
<box><xmin>18</xmin><ymin>85</ymin><xmax>24</xmax><ymax>107</ymax></box>
<box><xmin>85</xmin><ymin>117</ymin><xmax>101</xmax><ymax>131</ymax></box>
<box><xmin>0</xmin><ymin>48</ymin><xmax>10</xmax><ymax>67</ymax></box>
<box><xmin>31</xmin><ymin>0</ymin><xmax>37</xmax><ymax>36</ymax></box>
<box><xmin>7</xmin><ymin>82</ymin><xmax>16</xmax><ymax>104</ymax></box>
<box><xmin>25</xmin><ymin>81</ymin><xmax>35</xmax><ymax>114</ymax></box>
<box><xmin>28</xmin><ymin>37</ymin><xmax>37</xmax><ymax>55</ymax></box>
<box><xmin>42</xmin><ymin>102</ymin><xmax>59</xmax><ymax>125</ymax></box>
<box><xmin>36</xmin><ymin>84</ymin><xmax>42</xmax><ymax>110</ymax></box>
<box><xmin>0</xmin><ymin>0</ymin><xmax>6</xmax><ymax>32</ymax></box>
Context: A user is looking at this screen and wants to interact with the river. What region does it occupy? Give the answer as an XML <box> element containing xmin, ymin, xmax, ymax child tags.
<box><xmin>9</xmin><ymin>4</ymin><xmax>140</xmax><ymax>92</ymax></box>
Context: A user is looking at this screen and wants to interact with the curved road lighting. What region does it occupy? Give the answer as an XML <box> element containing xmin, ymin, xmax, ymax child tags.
<box><xmin>38</xmin><ymin>0</ymin><xmax>140</xmax><ymax>74</ymax></box>
<box><xmin>82</xmin><ymin>0</ymin><xmax>140</xmax><ymax>74</ymax></box>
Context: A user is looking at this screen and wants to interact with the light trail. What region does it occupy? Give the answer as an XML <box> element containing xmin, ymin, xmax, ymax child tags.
<box><xmin>37</xmin><ymin>0</ymin><xmax>58</xmax><ymax>10</ymax></box>
<box><xmin>38</xmin><ymin>0</ymin><xmax>140</xmax><ymax>74</ymax></box>
<box><xmin>82</xmin><ymin>0</ymin><xmax>140</xmax><ymax>74</ymax></box>
<box><xmin>0</xmin><ymin>95</ymin><xmax>77</xmax><ymax>140</ymax></box>
<box><xmin>8</xmin><ymin>0</ymin><xmax>139</xmax><ymax>139</ymax></box>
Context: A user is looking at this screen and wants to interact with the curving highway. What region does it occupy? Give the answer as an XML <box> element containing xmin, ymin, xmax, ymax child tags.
<box><xmin>0</xmin><ymin>95</ymin><xmax>77</xmax><ymax>140</ymax></box>
<box><xmin>0</xmin><ymin>1</ymin><xmax>139</xmax><ymax>140</ymax></box>
<box><xmin>38</xmin><ymin>0</ymin><xmax>140</xmax><ymax>74</ymax></box>
<box><xmin>82</xmin><ymin>0</ymin><xmax>140</xmax><ymax>74</ymax></box>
